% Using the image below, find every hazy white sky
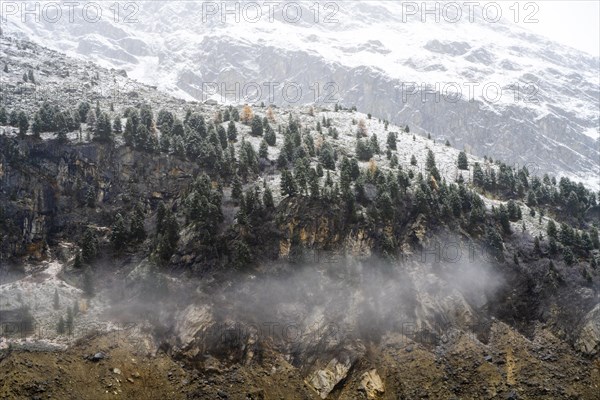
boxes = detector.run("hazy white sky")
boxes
[507,1,599,56]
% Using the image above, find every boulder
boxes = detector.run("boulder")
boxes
[359,369,384,399]
[576,303,600,356]
[305,357,352,399]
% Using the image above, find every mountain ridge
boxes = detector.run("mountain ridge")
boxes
[2,1,599,188]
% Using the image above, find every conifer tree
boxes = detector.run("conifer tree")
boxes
[17,111,29,137]
[259,139,269,159]
[231,175,243,202]
[111,213,128,250]
[227,120,238,142]
[457,151,468,170]
[78,102,90,123]
[369,134,380,154]
[547,220,557,239]
[425,149,441,182]
[130,204,146,242]
[280,169,297,197]
[251,115,263,136]
[9,110,18,127]
[263,184,274,208]
[386,131,396,150]
[81,227,98,263]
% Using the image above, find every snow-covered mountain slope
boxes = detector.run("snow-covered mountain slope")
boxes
[2,1,599,187]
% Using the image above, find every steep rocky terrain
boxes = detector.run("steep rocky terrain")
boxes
[1,35,600,399]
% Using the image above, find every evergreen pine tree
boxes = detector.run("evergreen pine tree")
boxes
[526,191,537,207]
[386,131,396,150]
[130,204,146,242]
[319,142,336,170]
[81,228,98,263]
[85,186,96,208]
[94,112,113,142]
[265,126,276,146]
[231,108,240,122]
[259,139,269,159]
[217,125,228,149]
[156,203,166,235]
[355,139,373,161]
[78,102,90,123]
[17,111,29,137]
[425,149,441,181]
[157,209,179,262]
[251,115,263,136]
[547,220,557,239]
[280,169,297,197]
[457,151,468,170]
[111,213,128,250]
[309,171,320,199]
[563,246,575,266]
[277,152,288,168]
[231,175,243,202]
[9,110,19,127]
[263,184,274,208]
[66,308,74,335]
[485,226,504,260]
[549,237,558,255]
[86,109,97,135]
[497,204,511,234]
[369,134,380,154]
[227,120,238,142]
[110,117,121,135]
[31,113,42,138]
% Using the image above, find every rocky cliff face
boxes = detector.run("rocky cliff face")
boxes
[0,136,200,261]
